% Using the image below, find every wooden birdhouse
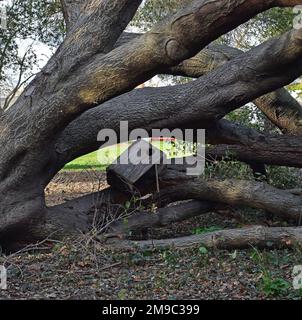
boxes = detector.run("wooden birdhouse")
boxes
[106,139,166,193]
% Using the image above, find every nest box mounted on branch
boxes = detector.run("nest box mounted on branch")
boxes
[106,139,167,193]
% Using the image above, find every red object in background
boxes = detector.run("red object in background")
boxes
[151,137,176,142]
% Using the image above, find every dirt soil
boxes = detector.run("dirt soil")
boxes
[45,170,108,206]
[0,171,302,300]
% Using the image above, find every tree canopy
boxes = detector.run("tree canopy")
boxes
[0,0,64,107]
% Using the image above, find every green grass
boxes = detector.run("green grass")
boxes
[64,142,131,170]
[287,83,302,91]
[64,151,106,170]
[64,140,195,171]
[191,226,222,235]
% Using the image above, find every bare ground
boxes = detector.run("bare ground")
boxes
[0,171,302,300]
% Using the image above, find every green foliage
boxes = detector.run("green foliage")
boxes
[192,226,222,235]
[250,249,292,297]
[261,275,291,297]
[131,0,191,31]
[205,154,301,191]
[198,246,208,255]
[161,249,179,265]
[205,157,253,181]
[0,0,64,102]
[229,250,237,260]
[288,83,302,91]
[255,8,294,39]
[226,104,281,135]
[158,139,196,159]
[117,289,127,300]
[226,106,266,131]
[222,8,294,49]
[267,166,302,189]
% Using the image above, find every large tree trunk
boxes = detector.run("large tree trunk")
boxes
[0,0,302,251]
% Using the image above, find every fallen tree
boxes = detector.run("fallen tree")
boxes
[0,0,302,252]
[206,119,302,168]
[112,226,302,250]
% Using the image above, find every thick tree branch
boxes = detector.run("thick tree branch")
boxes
[111,226,302,250]
[60,0,86,31]
[157,167,302,222]
[118,33,302,134]
[255,90,302,134]
[173,45,302,135]
[0,0,142,183]
[108,200,219,236]
[166,41,302,135]
[6,0,143,118]
[57,0,301,115]
[6,0,299,146]
[207,140,302,168]
[206,119,265,146]
[205,119,302,167]
[53,28,302,175]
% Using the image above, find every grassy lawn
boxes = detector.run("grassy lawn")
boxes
[64,140,195,170]
[64,151,106,170]
[287,83,302,91]
[64,142,132,170]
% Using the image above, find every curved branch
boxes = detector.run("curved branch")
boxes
[118,33,302,134]
[174,46,302,134]
[53,28,302,176]
[205,119,302,168]
[255,90,302,134]
[6,0,298,144]
[0,0,143,179]
[207,140,302,168]
[6,0,143,128]
[206,119,265,146]
[158,167,302,222]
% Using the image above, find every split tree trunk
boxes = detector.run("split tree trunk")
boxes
[0,0,302,251]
